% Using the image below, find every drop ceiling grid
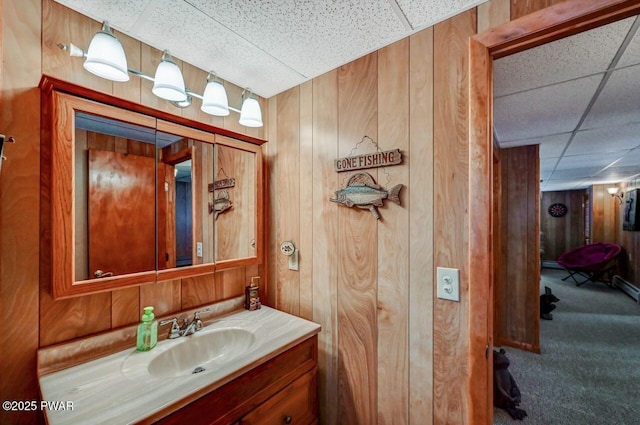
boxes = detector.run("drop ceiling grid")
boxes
[580,65,640,130]
[566,122,640,156]
[493,75,603,142]
[185,0,409,79]
[493,16,635,98]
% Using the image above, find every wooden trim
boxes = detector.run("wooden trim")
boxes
[39,75,267,146]
[477,0,640,58]
[215,256,261,271]
[156,263,216,282]
[496,338,541,354]
[157,119,216,144]
[469,1,640,424]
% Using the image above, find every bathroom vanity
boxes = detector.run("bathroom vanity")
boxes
[38,307,320,425]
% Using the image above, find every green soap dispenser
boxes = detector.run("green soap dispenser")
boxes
[136,306,158,351]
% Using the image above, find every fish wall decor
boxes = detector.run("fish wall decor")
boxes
[330,172,402,220]
[209,189,233,219]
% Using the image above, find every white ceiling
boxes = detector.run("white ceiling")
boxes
[54,0,485,99]
[494,15,640,192]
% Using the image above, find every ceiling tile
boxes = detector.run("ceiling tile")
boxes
[566,122,640,156]
[493,16,635,97]
[494,75,601,142]
[582,65,640,130]
[396,0,486,28]
[54,0,153,31]
[549,167,603,179]
[609,149,640,168]
[556,151,622,170]
[618,17,640,67]
[186,0,408,82]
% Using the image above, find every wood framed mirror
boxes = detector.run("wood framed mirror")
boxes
[41,76,265,299]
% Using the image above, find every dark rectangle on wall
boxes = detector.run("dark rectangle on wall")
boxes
[623,189,640,231]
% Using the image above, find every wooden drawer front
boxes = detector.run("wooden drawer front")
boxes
[240,368,317,425]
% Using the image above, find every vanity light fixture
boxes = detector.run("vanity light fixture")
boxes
[239,90,263,128]
[58,21,263,127]
[201,72,230,116]
[82,21,129,82]
[152,50,187,102]
[607,187,624,204]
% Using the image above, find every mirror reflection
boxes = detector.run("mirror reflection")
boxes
[214,141,256,261]
[156,130,215,271]
[74,112,156,280]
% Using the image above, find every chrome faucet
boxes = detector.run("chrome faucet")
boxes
[182,307,211,336]
[159,308,212,339]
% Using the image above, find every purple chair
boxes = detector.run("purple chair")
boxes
[557,242,622,286]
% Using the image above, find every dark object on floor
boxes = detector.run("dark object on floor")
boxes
[493,348,527,420]
[540,286,559,320]
[557,242,621,286]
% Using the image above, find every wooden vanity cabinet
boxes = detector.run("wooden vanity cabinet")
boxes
[150,335,318,425]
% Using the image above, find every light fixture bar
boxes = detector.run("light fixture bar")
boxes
[58,31,262,127]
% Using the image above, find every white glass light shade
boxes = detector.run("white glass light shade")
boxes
[201,80,229,116]
[152,52,187,102]
[83,23,129,82]
[607,187,619,195]
[239,97,263,127]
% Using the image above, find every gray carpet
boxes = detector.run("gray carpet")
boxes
[494,268,640,425]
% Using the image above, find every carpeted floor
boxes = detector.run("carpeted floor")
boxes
[494,268,640,425]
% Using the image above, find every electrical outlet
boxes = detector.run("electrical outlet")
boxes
[437,267,460,302]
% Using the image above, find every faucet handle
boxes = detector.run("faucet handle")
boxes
[193,307,212,331]
[160,317,181,339]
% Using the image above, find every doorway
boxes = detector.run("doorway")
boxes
[469,1,640,424]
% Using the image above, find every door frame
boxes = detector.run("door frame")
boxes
[468,1,640,424]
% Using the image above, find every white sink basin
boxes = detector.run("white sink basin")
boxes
[147,328,256,379]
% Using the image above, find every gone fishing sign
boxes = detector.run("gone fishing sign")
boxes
[331,136,404,220]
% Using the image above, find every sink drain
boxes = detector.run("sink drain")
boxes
[192,366,205,374]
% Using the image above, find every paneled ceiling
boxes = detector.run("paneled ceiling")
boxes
[54,0,485,98]
[494,15,640,192]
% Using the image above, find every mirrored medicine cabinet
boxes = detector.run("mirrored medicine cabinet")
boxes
[41,76,264,299]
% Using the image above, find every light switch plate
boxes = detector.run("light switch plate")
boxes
[196,242,203,258]
[437,267,460,302]
[288,249,299,271]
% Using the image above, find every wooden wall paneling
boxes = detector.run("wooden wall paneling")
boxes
[540,190,585,260]
[299,80,314,321]
[42,0,111,93]
[223,83,245,135]
[275,87,301,316]
[311,69,340,425]
[376,38,409,425]
[511,0,566,20]
[180,273,218,310]
[337,52,379,425]
[495,146,540,352]
[220,268,246,299]
[140,280,181,317]
[1,1,41,423]
[478,0,511,33]
[112,31,142,103]
[592,185,606,242]
[433,10,475,425]
[111,287,140,327]
[408,28,435,425]
[266,95,278,308]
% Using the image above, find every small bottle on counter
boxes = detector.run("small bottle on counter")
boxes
[244,276,262,311]
[136,306,158,351]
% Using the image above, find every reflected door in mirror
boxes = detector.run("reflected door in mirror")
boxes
[88,149,156,277]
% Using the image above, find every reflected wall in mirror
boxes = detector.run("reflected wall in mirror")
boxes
[156,121,215,278]
[214,138,257,262]
[75,113,157,281]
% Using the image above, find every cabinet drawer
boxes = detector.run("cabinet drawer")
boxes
[240,368,317,425]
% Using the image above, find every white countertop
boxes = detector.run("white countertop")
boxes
[39,307,320,425]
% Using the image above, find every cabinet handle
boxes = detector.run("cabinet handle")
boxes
[283,416,292,424]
